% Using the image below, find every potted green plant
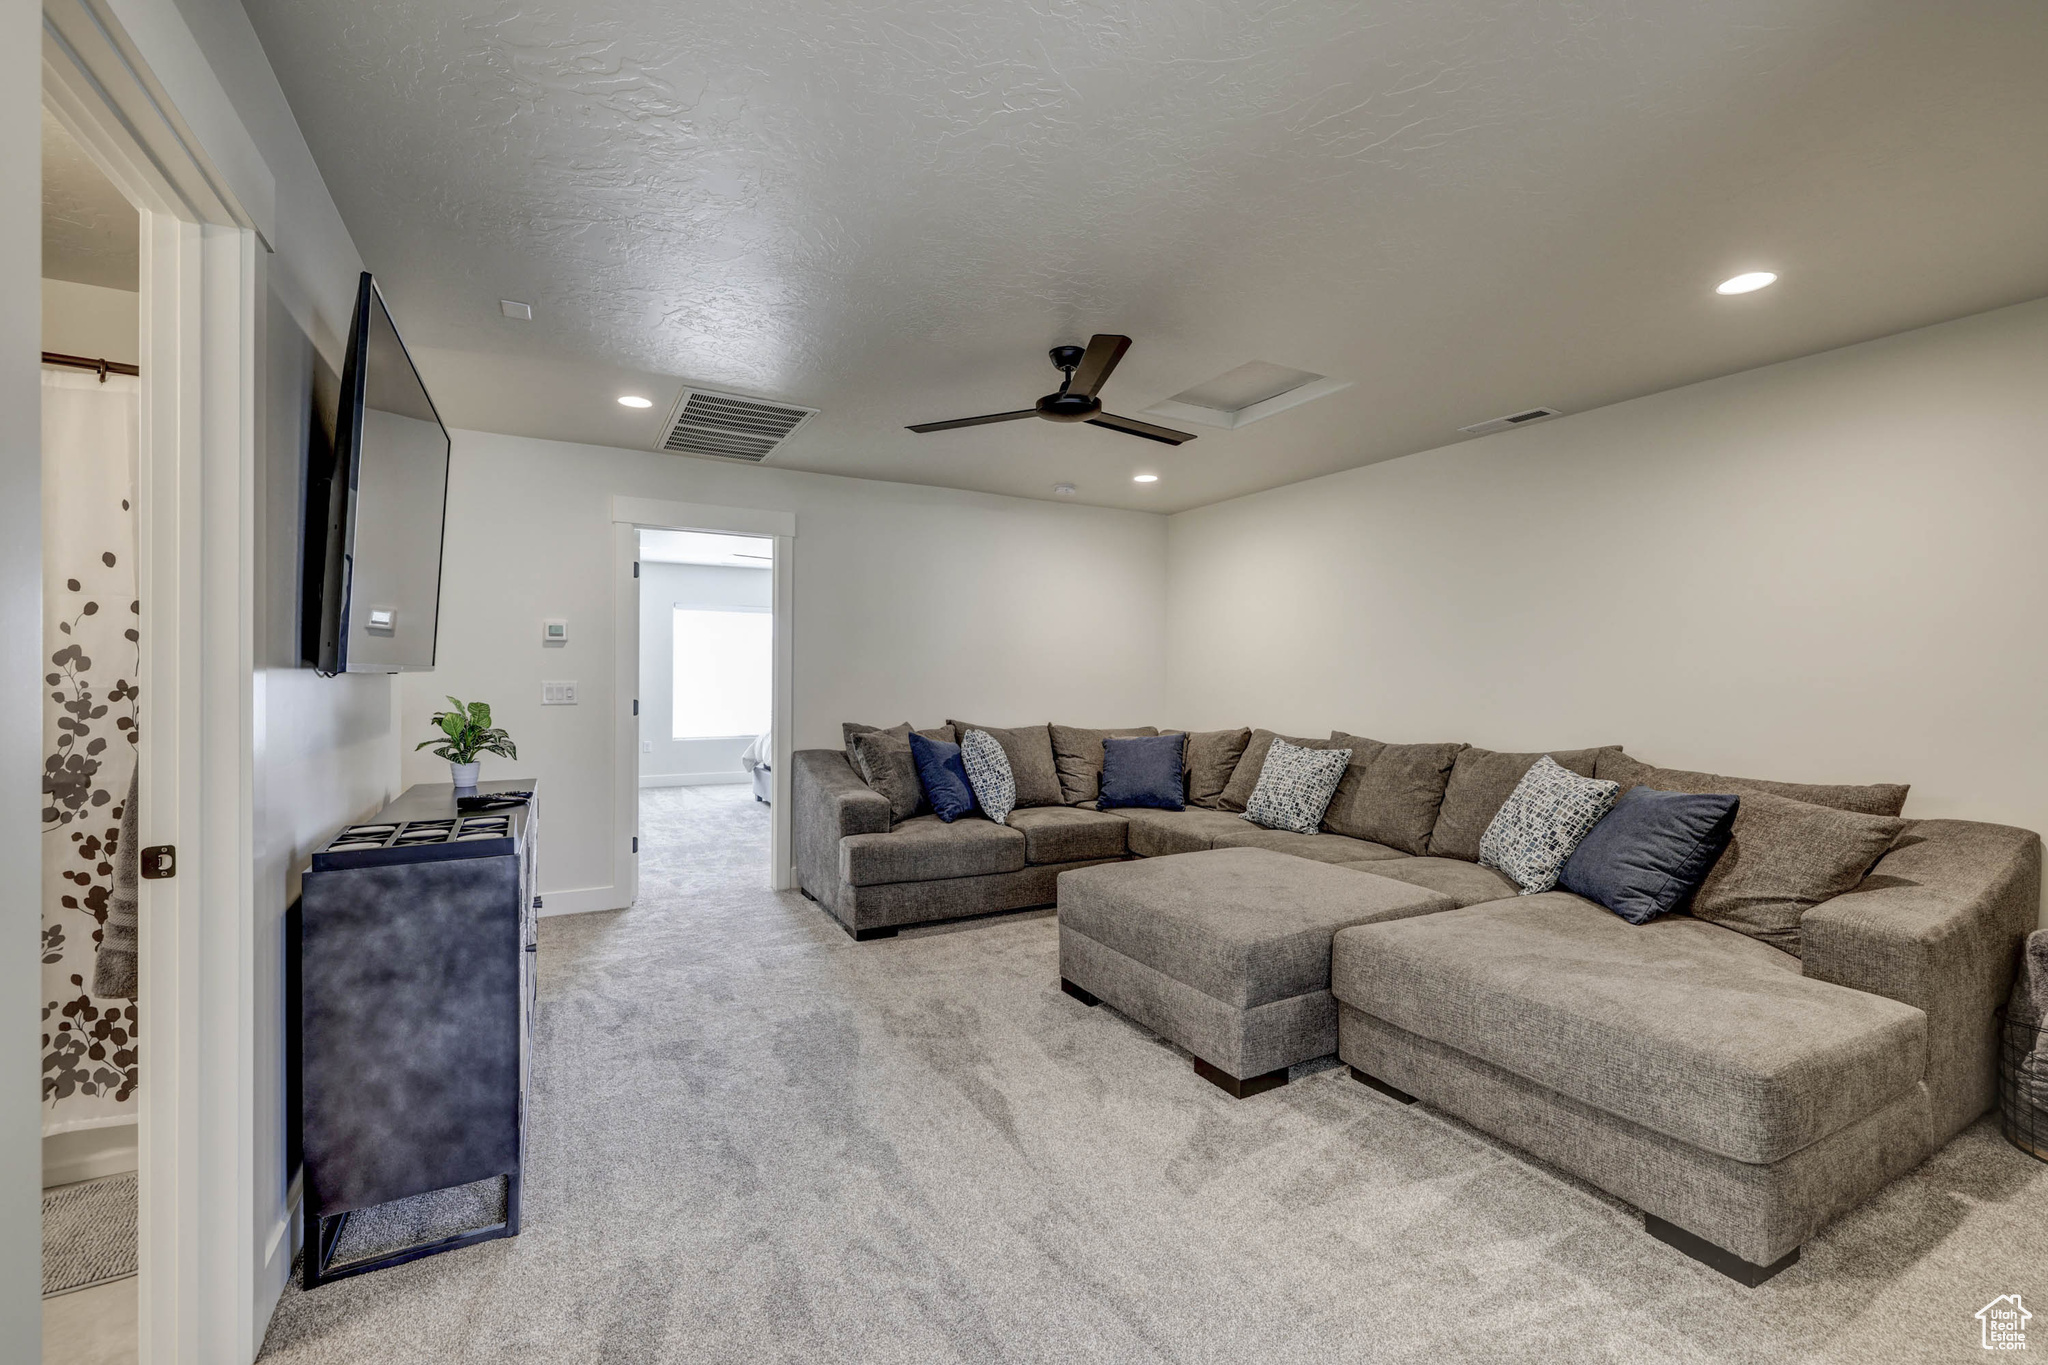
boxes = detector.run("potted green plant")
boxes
[417,697,517,789]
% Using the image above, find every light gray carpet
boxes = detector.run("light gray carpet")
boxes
[261,783,2048,1362]
[44,1171,137,1296]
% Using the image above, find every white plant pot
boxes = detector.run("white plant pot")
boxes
[450,761,481,788]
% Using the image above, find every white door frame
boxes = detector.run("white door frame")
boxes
[45,1,264,1359]
[611,497,796,904]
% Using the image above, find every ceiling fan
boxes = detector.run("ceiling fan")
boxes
[906,335,1197,446]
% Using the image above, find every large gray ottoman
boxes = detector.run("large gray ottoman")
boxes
[1057,847,1456,1097]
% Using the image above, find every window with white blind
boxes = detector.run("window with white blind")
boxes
[671,607,772,739]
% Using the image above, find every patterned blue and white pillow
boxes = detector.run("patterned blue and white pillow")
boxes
[1243,738,1352,835]
[960,729,1016,825]
[1479,755,1621,894]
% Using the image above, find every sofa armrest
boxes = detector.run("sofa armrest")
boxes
[793,749,891,912]
[1802,818,2041,1142]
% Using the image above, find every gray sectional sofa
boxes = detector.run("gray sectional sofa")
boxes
[793,726,2041,1283]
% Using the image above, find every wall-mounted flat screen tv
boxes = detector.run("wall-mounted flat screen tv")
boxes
[305,272,450,674]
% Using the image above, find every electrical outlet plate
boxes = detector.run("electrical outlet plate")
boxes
[541,680,577,705]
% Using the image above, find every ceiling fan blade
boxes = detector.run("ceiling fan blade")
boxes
[1087,412,1196,445]
[906,409,1039,433]
[1068,334,1132,397]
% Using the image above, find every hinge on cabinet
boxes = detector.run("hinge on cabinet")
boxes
[632,698,639,716]
[632,562,639,578]
[631,837,638,853]
[140,845,177,879]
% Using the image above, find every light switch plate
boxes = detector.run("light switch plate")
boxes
[541,680,577,705]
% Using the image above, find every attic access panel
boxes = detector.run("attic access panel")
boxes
[1144,361,1351,431]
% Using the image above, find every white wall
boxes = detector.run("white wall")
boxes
[404,432,1168,909]
[42,278,138,362]
[2,0,44,1343]
[638,561,772,785]
[1167,296,2048,893]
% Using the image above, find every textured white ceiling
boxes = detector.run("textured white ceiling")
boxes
[638,529,774,567]
[42,110,138,291]
[243,0,2048,512]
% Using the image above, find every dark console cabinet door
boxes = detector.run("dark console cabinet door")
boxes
[301,855,522,1213]
[297,780,536,1286]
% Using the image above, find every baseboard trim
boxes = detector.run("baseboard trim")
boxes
[43,1122,138,1188]
[638,772,751,789]
[537,884,631,917]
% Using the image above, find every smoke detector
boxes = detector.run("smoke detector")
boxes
[658,388,818,463]
[1458,406,1561,437]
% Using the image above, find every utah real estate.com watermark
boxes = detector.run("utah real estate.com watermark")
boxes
[1979,1295,2031,1351]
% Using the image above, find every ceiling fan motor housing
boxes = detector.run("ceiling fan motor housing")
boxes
[1036,391,1102,422]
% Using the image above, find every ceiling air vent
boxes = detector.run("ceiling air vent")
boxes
[658,388,817,463]
[1458,406,1561,437]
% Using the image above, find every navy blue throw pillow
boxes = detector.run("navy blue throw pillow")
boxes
[1560,786,1739,925]
[1099,733,1187,811]
[909,732,978,823]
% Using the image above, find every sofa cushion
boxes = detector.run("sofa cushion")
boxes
[1181,728,1252,808]
[1243,738,1352,834]
[1690,790,1904,956]
[909,732,977,822]
[1428,746,1617,861]
[840,814,1027,886]
[1325,736,1466,855]
[947,722,1062,808]
[1058,847,1454,1008]
[1004,807,1130,864]
[1330,894,1928,1163]
[1595,750,1908,818]
[1119,808,1260,858]
[1477,756,1620,894]
[1050,724,1159,805]
[1217,730,1325,812]
[1100,734,1187,811]
[849,725,958,822]
[959,728,1016,825]
[1559,787,1739,924]
[1210,826,1405,865]
[1352,857,1520,907]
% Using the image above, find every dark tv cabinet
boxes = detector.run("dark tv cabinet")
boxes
[296,779,538,1287]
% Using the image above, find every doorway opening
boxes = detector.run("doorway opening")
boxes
[39,102,142,1361]
[634,529,776,885]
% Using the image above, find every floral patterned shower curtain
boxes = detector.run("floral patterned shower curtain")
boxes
[41,367,140,1136]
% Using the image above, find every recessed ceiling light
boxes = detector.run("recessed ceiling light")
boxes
[1132,473,1158,483]
[1715,271,1778,295]
[617,395,653,409]
[499,299,532,320]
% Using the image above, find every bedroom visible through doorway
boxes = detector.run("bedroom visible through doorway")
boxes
[635,529,775,882]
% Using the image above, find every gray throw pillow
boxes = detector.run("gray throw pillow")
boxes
[1429,746,1620,862]
[1690,790,1904,957]
[1243,738,1353,834]
[946,722,1061,808]
[1325,734,1466,855]
[1478,756,1621,894]
[849,725,956,823]
[843,721,911,763]
[1217,730,1313,812]
[1595,750,1908,818]
[960,729,1016,825]
[1049,724,1159,806]
[1179,728,1251,808]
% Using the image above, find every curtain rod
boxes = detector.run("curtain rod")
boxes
[43,351,140,382]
